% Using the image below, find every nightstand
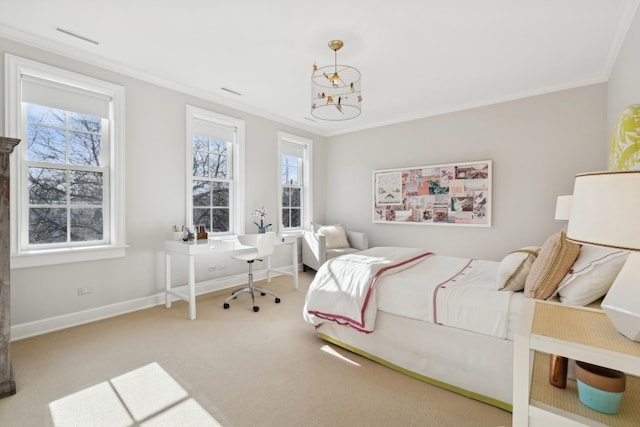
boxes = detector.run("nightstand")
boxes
[513,299,640,426]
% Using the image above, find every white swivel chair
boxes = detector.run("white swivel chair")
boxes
[223,232,280,312]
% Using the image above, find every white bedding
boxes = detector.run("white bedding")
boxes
[377,255,515,338]
[304,247,517,339]
[303,247,433,332]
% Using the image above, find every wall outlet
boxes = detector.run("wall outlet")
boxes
[208,264,225,272]
[77,288,93,296]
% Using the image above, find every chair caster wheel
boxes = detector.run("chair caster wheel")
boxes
[253,306,259,312]
[275,298,281,304]
[223,303,230,309]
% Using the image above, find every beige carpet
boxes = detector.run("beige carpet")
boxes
[0,272,512,427]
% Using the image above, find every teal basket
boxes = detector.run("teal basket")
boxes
[577,379,624,414]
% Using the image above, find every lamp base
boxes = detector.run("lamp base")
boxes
[601,252,640,342]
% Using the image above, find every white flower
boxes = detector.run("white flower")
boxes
[252,207,271,229]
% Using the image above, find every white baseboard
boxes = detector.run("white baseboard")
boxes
[11,270,278,341]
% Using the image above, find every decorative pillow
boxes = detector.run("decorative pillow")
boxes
[554,245,628,306]
[496,246,540,291]
[524,231,580,300]
[318,224,350,249]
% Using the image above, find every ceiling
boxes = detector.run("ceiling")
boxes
[1,1,638,136]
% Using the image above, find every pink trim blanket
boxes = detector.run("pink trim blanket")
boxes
[303,247,433,333]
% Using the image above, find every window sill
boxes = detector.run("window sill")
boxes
[282,230,304,238]
[11,244,129,269]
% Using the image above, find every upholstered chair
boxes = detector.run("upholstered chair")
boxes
[301,224,368,271]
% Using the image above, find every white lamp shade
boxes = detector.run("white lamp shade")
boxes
[567,170,640,341]
[567,171,640,251]
[554,195,572,221]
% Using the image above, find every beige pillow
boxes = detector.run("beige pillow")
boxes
[496,246,540,291]
[318,224,350,249]
[524,231,580,300]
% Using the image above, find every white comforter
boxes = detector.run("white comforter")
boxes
[303,247,515,338]
[303,247,433,333]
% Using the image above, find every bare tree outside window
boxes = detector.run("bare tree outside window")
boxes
[192,136,231,232]
[26,103,105,245]
[281,154,302,228]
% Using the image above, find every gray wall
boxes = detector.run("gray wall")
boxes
[0,37,326,327]
[4,5,639,331]
[321,9,640,262]
[323,85,608,261]
[607,5,640,134]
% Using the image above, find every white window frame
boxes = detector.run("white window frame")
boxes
[277,131,312,231]
[185,105,245,236]
[5,54,127,268]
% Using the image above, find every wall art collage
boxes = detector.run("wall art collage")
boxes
[373,160,491,227]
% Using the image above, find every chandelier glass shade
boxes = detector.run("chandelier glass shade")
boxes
[311,40,362,121]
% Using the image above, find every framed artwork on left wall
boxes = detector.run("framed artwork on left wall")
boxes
[372,160,492,227]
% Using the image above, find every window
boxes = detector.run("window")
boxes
[186,106,244,236]
[278,132,312,231]
[5,54,126,268]
[281,152,301,228]
[26,104,107,245]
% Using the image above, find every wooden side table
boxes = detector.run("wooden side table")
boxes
[513,299,640,426]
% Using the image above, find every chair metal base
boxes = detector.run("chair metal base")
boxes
[223,261,280,312]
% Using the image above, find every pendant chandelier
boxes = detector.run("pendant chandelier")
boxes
[311,40,362,121]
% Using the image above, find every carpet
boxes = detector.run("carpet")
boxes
[0,272,512,426]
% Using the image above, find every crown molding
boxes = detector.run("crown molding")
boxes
[0,25,326,137]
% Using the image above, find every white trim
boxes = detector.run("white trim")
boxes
[5,54,127,266]
[0,23,623,138]
[320,78,610,137]
[0,25,323,136]
[10,269,284,341]
[10,244,128,269]
[185,105,245,236]
[601,0,640,80]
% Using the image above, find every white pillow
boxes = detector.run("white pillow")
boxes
[496,247,540,291]
[554,245,628,306]
[317,224,350,249]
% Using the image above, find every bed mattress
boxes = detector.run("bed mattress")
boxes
[316,307,520,410]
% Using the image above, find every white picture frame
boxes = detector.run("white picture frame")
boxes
[372,160,492,227]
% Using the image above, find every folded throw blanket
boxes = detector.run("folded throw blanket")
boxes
[303,247,433,332]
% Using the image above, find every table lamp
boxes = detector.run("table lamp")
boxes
[554,195,572,221]
[566,170,640,342]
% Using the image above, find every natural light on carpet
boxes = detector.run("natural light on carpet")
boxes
[320,345,360,366]
[49,362,222,426]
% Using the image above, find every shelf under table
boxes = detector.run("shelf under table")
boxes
[530,352,640,426]
[532,303,640,359]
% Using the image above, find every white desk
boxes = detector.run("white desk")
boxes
[165,234,299,320]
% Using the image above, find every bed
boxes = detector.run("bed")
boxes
[303,235,629,411]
